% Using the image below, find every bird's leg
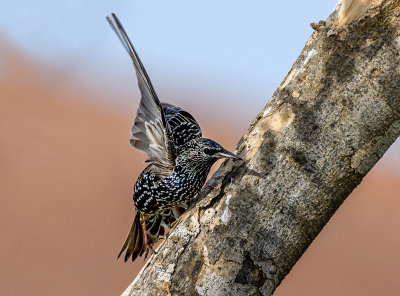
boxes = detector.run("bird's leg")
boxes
[141,221,157,257]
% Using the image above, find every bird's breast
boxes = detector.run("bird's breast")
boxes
[133,168,209,214]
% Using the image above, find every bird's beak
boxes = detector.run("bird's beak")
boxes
[217,149,242,161]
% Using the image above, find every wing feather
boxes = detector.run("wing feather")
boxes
[107,13,174,170]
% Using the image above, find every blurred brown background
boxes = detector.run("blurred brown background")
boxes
[1,35,399,296]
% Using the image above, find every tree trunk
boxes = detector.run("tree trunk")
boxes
[122,0,400,295]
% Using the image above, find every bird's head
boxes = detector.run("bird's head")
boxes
[176,138,241,169]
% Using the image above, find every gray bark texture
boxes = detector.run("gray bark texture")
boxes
[122,1,400,295]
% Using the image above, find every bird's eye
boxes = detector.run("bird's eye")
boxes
[204,148,211,154]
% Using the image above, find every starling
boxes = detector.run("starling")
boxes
[107,13,242,262]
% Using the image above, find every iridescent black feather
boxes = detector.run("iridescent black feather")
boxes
[107,13,241,262]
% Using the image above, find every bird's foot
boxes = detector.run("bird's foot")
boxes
[141,220,157,259]
[170,220,179,228]
[144,244,157,259]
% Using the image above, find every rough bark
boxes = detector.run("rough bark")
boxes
[122,1,400,295]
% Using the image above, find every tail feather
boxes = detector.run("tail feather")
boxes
[128,218,145,262]
[117,206,188,262]
[118,212,145,262]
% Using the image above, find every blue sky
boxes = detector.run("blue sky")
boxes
[0,1,337,109]
[1,0,399,169]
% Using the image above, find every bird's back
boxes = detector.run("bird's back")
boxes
[161,103,202,156]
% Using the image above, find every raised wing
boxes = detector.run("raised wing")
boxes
[107,13,174,170]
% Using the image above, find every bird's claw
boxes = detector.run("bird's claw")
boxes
[144,244,157,259]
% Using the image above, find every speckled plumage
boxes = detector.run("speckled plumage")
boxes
[107,13,241,262]
[134,138,230,214]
